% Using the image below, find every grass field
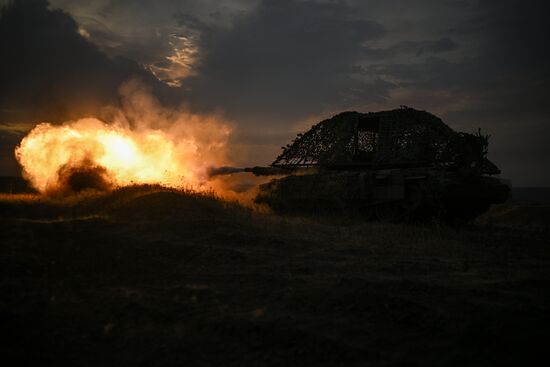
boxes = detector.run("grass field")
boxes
[1,185,549,366]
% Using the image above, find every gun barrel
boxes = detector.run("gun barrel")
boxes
[244,166,289,176]
[207,166,247,177]
[207,166,291,177]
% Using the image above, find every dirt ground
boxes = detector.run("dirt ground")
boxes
[1,186,549,366]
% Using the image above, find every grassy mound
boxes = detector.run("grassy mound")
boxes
[0,184,244,222]
[1,185,549,366]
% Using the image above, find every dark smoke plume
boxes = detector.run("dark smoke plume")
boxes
[53,159,113,195]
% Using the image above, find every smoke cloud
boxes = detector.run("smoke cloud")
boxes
[15,79,233,196]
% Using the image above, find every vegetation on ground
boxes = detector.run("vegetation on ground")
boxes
[1,185,549,366]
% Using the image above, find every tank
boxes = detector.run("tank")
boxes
[251,107,509,221]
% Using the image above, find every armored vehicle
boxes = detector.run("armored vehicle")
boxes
[216,107,509,221]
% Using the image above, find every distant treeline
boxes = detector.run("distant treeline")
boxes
[0,176,35,194]
[511,187,550,204]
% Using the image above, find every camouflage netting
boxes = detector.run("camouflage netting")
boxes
[272,107,497,173]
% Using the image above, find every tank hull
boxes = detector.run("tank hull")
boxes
[255,168,509,221]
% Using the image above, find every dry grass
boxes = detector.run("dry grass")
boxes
[1,185,549,366]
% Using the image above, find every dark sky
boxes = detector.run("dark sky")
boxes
[0,0,548,185]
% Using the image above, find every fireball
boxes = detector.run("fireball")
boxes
[15,117,230,194]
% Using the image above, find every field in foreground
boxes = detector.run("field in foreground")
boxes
[1,186,549,366]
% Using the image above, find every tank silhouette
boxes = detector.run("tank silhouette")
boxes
[214,107,509,221]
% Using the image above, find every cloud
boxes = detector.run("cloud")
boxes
[360,0,550,185]
[0,0,198,176]
[368,0,550,116]
[182,0,389,126]
[46,0,259,86]
[362,37,459,63]
[0,0,169,123]
[1,0,549,184]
